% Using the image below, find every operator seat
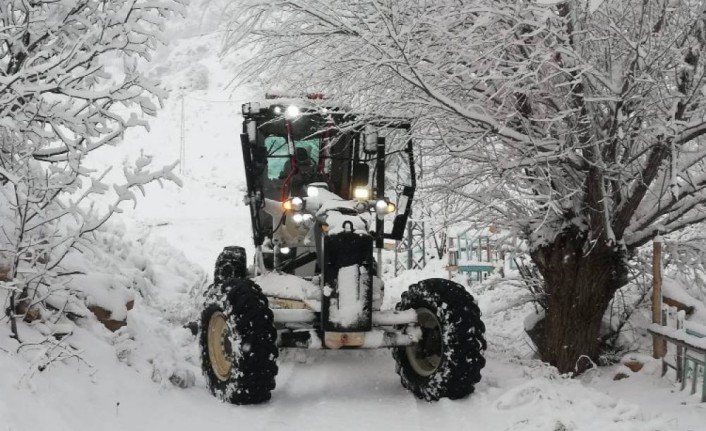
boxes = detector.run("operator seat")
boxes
[280,147,328,197]
[279,147,315,179]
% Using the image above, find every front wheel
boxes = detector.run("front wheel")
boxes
[214,246,247,285]
[199,278,278,404]
[392,278,486,401]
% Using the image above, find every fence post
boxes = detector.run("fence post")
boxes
[677,310,685,382]
[653,236,666,358]
[447,236,456,280]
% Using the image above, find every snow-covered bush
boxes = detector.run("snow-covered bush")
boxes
[0,0,185,341]
[597,235,706,364]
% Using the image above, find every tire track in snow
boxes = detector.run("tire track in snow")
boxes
[258,351,425,431]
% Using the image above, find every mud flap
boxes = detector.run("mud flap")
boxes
[321,232,374,332]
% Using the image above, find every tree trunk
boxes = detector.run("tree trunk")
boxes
[530,227,627,374]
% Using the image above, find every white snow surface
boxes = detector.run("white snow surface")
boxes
[2,3,706,430]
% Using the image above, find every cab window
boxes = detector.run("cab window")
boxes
[264,136,322,179]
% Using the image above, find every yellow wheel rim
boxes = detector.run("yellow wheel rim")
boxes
[208,311,232,382]
[406,308,443,377]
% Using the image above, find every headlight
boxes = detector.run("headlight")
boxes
[375,199,396,216]
[292,213,314,227]
[280,247,291,254]
[286,105,300,118]
[353,187,370,200]
[283,197,304,211]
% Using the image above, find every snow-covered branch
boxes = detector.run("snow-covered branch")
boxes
[0,0,184,341]
[223,0,706,253]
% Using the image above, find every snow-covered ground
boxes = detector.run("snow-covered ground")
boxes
[2,4,706,431]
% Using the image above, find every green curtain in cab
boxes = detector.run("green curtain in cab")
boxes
[265,136,321,179]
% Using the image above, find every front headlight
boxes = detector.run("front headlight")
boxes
[292,213,314,227]
[375,199,396,216]
[353,187,370,200]
[283,197,304,211]
[286,105,300,118]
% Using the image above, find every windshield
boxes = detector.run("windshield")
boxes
[265,136,322,180]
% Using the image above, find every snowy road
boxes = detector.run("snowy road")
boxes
[3,325,685,431]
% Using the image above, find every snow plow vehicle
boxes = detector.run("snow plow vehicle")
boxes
[199,96,486,404]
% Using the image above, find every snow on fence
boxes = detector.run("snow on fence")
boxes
[446,230,514,284]
[647,304,706,402]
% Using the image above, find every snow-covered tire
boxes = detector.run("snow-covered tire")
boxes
[214,246,247,285]
[392,278,486,401]
[199,278,278,404]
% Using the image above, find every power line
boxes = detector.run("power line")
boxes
[183,94,241,104]
[180,96,186,174]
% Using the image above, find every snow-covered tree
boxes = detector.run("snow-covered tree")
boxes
[224,0,706,373]
[0,0,184,340]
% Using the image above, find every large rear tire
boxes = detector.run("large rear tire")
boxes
[199,278,278,404]
[392,278,486,401]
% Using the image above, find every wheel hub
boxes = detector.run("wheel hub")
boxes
[208,311,233,382]
[405,307,443,377]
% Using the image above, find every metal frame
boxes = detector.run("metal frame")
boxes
[648,306,706,402]
[394,220,426,276]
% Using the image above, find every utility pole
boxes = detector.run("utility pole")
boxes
[180,95,186,174]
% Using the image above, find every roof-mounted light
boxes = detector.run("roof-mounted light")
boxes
[286,105,301,118]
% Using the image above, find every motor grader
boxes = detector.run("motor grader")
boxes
[199,95,486,404]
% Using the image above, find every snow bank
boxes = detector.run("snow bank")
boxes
[0,218,206,429]
[492,377,666,430]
